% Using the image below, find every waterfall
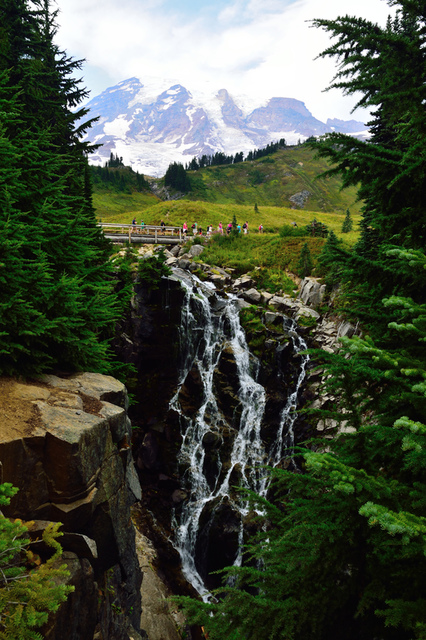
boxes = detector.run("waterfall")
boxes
[170,274,308,597]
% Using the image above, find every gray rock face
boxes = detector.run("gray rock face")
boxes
[298,277,326,308]
[0,374,142,640]
[289,189,311,209]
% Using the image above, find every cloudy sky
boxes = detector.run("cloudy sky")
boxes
[55,0,393,122]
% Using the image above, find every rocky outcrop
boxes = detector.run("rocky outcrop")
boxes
[0,373,143,640]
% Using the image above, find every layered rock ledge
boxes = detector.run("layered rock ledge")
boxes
[0,372,143,640]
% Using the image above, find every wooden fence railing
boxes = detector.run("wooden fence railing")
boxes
[98,223,183,243]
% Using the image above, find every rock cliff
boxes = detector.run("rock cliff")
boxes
[0,372,143,640]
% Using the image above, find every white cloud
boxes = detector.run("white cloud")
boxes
[55,0,394,122]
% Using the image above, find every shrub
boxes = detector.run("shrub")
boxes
[306,219,328,237]
[137,249,172,289]
[279,224,308,238]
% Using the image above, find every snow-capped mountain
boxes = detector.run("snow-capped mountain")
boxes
[83,77,367,177]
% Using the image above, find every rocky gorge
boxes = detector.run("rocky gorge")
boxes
[0,241,359,639]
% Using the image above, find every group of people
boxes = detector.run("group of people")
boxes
[181,220,265,236]
[131,218,264,236]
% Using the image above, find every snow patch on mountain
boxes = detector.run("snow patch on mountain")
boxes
[83,76,368,177]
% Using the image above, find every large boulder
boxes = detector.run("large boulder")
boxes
[0,374,142,639]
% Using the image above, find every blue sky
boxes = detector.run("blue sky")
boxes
[55,0,393,121]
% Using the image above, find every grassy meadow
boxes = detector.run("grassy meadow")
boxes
[93,144,362,291]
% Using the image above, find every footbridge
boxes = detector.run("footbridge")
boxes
[99,223,184,245]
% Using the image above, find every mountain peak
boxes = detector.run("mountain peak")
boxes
[83,77,367,177]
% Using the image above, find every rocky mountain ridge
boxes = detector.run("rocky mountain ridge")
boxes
[83,77,368,177]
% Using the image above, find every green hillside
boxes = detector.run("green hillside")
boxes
[184,144,362,213]
[92,143,363,237]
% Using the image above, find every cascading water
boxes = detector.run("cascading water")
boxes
[170,273,308,598]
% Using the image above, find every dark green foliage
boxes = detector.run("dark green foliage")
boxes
[106,152,124,168]
[90,163,150,193]
[231,213,239,237]
[137,250,172,289]
[296,242,313,278]
[316,230,348,285]
[185,139,287,171]
[341,209,353,233]
[305,218,328,237]
[309,0,426,330]
[164,162,190,192]
[279,224,306,238]
[0,0,119,375]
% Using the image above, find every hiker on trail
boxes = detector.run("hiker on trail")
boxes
[183,222,188,236]
[140,220,145,233]
[218,222,223,234]
[132,217,137,233]
[160,220,166,234]
[258,223,263,233]
[192,222,197,235]
[243,221,249,234]
[227,222,232,235]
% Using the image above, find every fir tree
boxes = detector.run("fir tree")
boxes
[164,161,190,192]
[0,0,119,375]
[341,209,353,233]
[296,242,313,278]
[309,0,426,331]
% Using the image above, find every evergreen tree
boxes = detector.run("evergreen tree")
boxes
[296,242,313,278]
[0,0,119,375]
[309,1,426,331]
[231,213,239,236]
[164,161,190,192]
[341,209,353,233]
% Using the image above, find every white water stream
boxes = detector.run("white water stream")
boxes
[170,275,308,597]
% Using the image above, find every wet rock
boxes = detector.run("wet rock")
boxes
[178,258,191,270]
[178,366,204,416]
[243,288,262,304]
[295,306,320,320]
[269,295,300,315]
[264,311,283,326]
[234,298,252,310]
[195,498,241,590]
[138,432,159,471]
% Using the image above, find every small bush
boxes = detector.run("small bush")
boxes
[279,224,307,238]
[305,219,328,237]
[137,249,172,288]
